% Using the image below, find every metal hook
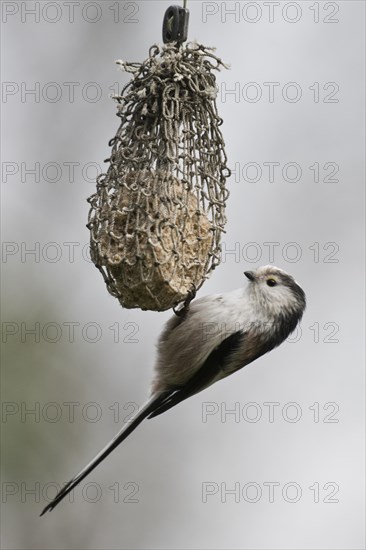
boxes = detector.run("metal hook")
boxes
[162,4,189,45]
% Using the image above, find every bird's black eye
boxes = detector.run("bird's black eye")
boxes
[267,278,277,287]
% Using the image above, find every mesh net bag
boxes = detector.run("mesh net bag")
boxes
[87,42,230,312]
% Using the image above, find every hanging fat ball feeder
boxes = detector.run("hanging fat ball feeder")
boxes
[87,4,230,312]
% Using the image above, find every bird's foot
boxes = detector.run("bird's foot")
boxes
[173,286,197,318]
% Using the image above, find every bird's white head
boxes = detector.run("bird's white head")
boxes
[244,265,306,320]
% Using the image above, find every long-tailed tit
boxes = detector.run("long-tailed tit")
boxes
[41,265,306,515]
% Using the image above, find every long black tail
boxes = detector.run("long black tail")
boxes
[40,391,171,516]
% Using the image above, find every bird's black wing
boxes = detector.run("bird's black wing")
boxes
[40,330,245,516]
[148,330,245,418]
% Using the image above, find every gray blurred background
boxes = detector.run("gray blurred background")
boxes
[1,1,365,548]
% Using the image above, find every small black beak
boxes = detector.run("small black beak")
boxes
[244,270,255,282]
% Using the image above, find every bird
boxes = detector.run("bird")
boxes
[41,265,306,515]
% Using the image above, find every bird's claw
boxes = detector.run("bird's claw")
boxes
[173,286,197,318]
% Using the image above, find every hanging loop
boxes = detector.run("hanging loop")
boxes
[162,5,189,44]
